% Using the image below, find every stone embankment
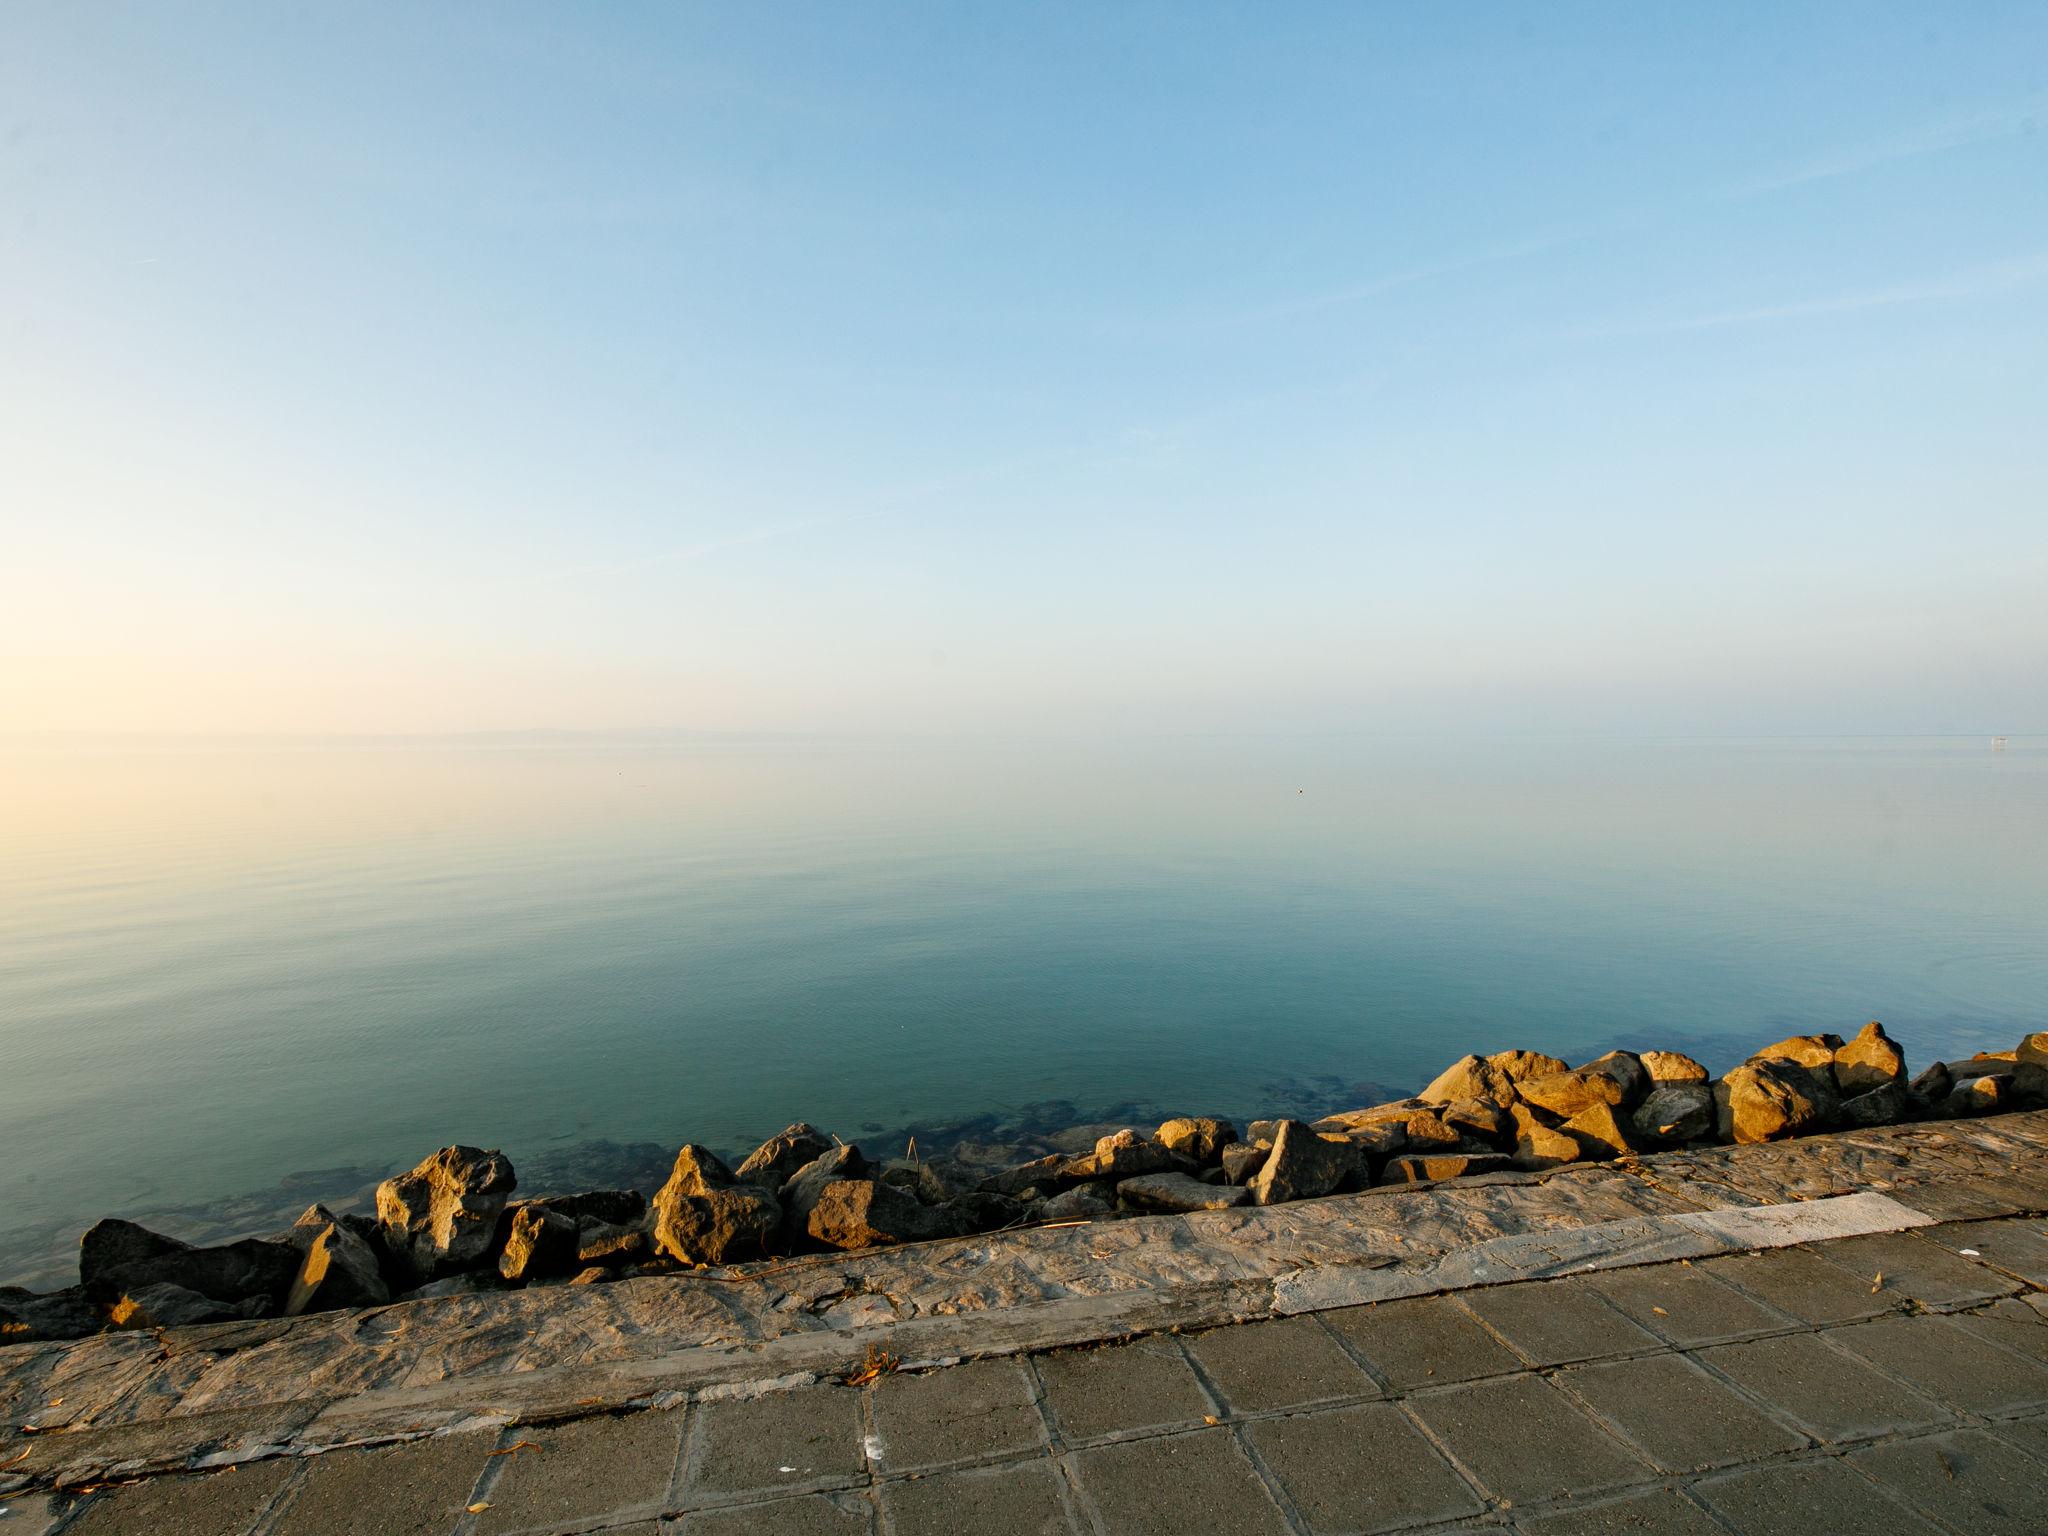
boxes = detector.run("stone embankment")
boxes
[2,1023,2043,1347]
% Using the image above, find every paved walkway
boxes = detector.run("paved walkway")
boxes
[14,1212,2048,1534]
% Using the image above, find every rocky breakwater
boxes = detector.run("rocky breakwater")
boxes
[4,1023,2044,1349]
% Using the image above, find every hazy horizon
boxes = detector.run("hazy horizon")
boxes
[5,5,2046,738]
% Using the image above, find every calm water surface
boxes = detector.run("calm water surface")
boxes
[2,734,2043,1284]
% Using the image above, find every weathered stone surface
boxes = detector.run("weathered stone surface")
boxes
[1833,1022,1907,1096]
[1753,1034,1843,1070]
[498,1204,580,1283]
[1155,1117,1237,1163]
[1488,1049,1571,1084]
[1630,1084,1715,1146]
[1378,1153,1515,1185]
[374,1146,517,1283]
[576,1220,649,1267]
[1117,1173,1249,1213]
[0,1285,98,1343]
[79,1219,299,1307]
[735,1123,834,1189]
[285,1217,389,1314]
[879,1158,951,1206]
[1578,1051,1650,1108]
[1061,1129,1178,1181]
[1249,1121,1354,1206]
[807,1180,956,1249]
[654,1185,780,1265]
[1515,1069,1626,1119]
[1562,1102,1633,1160]
[1716,1063,1827,1144]
[1508,1101,1582,1168]
[1037,1182,1116,1220]
[108,1282,244,1329]
[1419,1054,1511,1105]
[1840,1083,1911,1128]
[1219,1142,1269,1186]
[1440,1099,1509,1146]
[1641,1051,1708,1084]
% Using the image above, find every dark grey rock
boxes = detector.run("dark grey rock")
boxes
[1037,1182,1116,1221]
[1219,1142,1270,1185]
[285,1210,389,1313]
[576,1219,650,1267]
[79,1219,299,1307]
[524,1189,646,1228]
[1840,1082,1911,1127]
[879,1158,951,1205]
[946,1190,1026,1233]
[403,1273,501,1300]
[374,1145,516,1284]
[498,1204,580,1283]
[1630,1083,1715,1145]
[1578,1051,1650,1108]
[0,1285,99,1343]
[979,1153,1069,1197]
[108,1281,244,1329]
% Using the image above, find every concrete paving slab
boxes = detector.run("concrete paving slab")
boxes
[1851,1428,2048,1536]
[1698,1246,1904,1326]
[1953,1298,2048,1364]
[63,1460,295,1536]
[1691,1456,1944,1535]
[1456,1278,1659,1367]
[876,1457,1073,1536]
[1922,1217,2048,1288]
[1243,1402,1482,1533]
[1405,1375,1650,1505]
[1321,1296,1521,1390]
[470,1409,686,1534]
[683,1387,863,1501]
[1068,1427,1288,1534]
[1698,1333,1948,1442]
[1829,1314,2048,1417]
[674,1490,869,1534]
[271,1436,491,1536]
[1584,1264,1787,1347]
[1182,1317,1379,1413]
[1989,1413,2048,1463]
[868,1359,1045,1473]
[1512,1488,1725,1536]
[1554,1353,1807,1473]
[1810,1231,2026,1310]
[1033,1338,1212,1442]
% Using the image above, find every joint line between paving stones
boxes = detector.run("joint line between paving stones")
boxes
[1168,1332,1315,1536]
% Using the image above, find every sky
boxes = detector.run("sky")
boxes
[2,2,2045,737]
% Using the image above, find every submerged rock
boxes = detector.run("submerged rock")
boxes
[375,1146,516,1284]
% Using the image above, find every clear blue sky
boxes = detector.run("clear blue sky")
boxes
[4,3,2044,734]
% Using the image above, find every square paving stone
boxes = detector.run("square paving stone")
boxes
[1070,1427,1287,1534]
[1554,1353,1806,1472]
[685,1387,864,1499]
[1033,1338,1213,1442]
[879,1458,1072,1536]
[65,1460,296,1536]
[1952,1297,2048,1364]
[1184,1317,1379,1413]
[1321,1295,1522,1390]
[1514,1488,1726,1536]
[1692,1456,1943,1535]
[1456,1278,1660,1367]
[272,1436,493,1536]
[1404,1374,1650,1504]
[1698,1248,1900,1326]
[1921,1218,2048,1287]
[1992,1414,2048,1462]
[869,1359,1045,1472]
[1697,1333,1947,1443]
[676,1490,870,1534]
[1851,1428,2048,1536]
[1246,1402,1481,1532]
[1809,1231,2024,1309]
[1585,1264,1785,1346]
[1829,1314,2048,1416]
[472,1409,687,1532]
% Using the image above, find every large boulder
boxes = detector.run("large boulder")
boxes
[79,1219,299,1307]
[1219,1142,1270,1186]
[1248,1121,1354,1206]
[1154,1117,1238,1164]
[1060,1129,1179,1181]
[1753,1034,1844,1071]
[1833,1023,1907,1096]
[1562,1102,1634,1160]
[1116,1172,1249,1213]
[1488,1050,1572,1084]
[2018,1032,2048,1068]
[805,1181,956,1249]
[375,1146,517,1284]
[1399,1110,1462,1153]
[1577,1052,1650,1108]
[1840,1083,1911,1127]
[1640,1051,1708,1084]
[1514,1069,1626,1119]
[780,1145,874,1242]
[497,1204,580,1284]
[1440,1099,1510,1147]
[0,1285,99,1344]
[1506,1102,1580,1169]
[652,1145,780,1265]
[1418,1055,1512,1106]
[735,1124,834,1190]
[1715,1063,1828,1143]
[1629,1084,1715,1146]
[284,1207,389,1313]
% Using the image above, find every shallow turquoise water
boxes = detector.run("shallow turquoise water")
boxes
[2,734,2043,1282]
